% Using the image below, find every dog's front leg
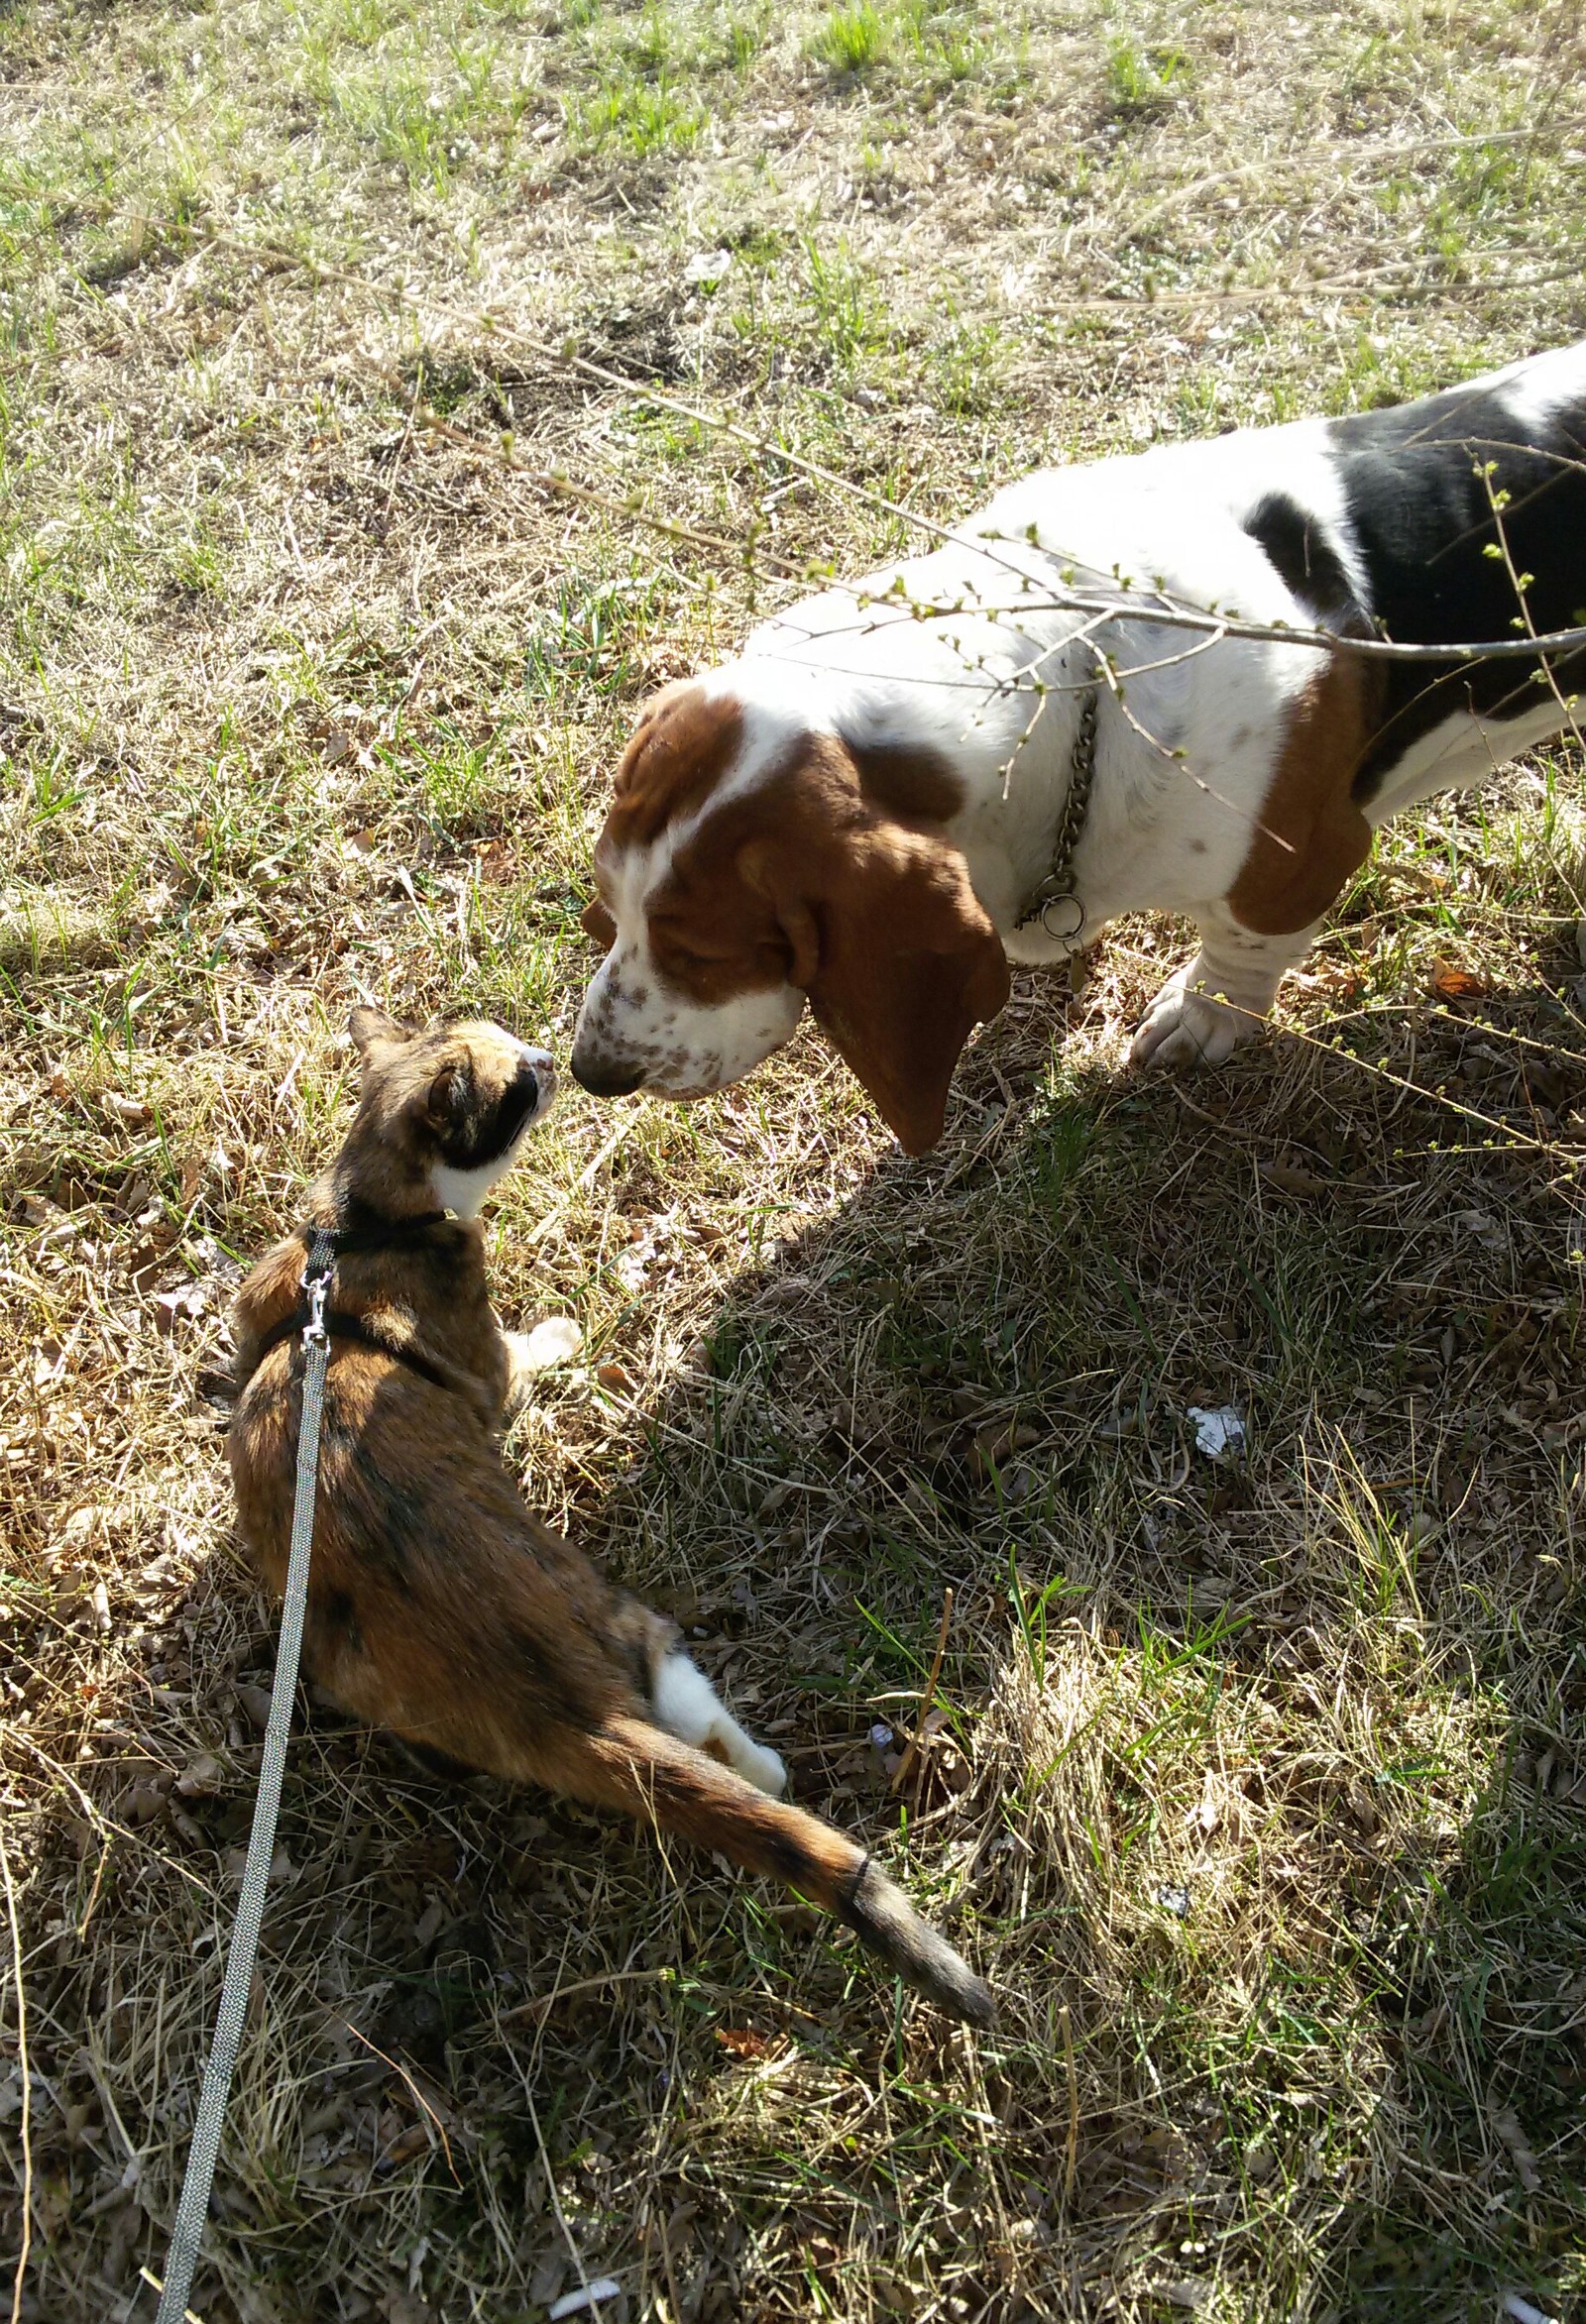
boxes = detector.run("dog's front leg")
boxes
[1129,907,1322,1070]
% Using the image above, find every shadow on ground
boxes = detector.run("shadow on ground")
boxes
[12,961,1586,2324]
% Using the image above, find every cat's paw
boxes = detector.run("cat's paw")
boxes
[724,1732,787,1796]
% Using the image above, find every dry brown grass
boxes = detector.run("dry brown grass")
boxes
[3,0,1586,2318]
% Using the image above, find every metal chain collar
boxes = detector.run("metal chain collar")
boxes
[1014,686,1098,944]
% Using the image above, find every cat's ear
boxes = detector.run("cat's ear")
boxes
[348,1006,410,1054]
[424,1062,466,1131]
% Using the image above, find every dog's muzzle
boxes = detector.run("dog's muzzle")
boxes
[570,1048,647,1097]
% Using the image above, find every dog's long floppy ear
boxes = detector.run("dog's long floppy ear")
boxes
[581,895,617,948]
[744,825,1009,1155]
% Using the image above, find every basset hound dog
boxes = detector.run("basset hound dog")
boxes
[572,343,1586,1155]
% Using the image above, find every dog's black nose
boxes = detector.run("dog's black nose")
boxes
[571,1053,646,1097]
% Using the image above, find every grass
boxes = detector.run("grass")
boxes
[808,1,889,76]
[1104,34,1191,120]
[807,0,1013,95]
[2,0,1586,2319]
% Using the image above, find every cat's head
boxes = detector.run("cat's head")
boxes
[343,1009,557,1219]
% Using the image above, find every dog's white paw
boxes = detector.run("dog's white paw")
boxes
[1130,959,1259,1070]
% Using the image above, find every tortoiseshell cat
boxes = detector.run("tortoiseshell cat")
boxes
[227,1009,991,2024]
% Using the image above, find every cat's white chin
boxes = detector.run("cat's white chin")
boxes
[432,1043,558,1218]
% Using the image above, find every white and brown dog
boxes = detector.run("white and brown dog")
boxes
[572,344,1586,1154]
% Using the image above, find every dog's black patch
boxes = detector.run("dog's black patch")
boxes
[1322,370,1586,803]
[1243,492,1363,630]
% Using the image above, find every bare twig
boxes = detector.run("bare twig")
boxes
[1060,2001,1079,2208]
[1118,941,1568,1156]
[525,1115,638,1245]
[0,1827,32,2324]
[1479,458,1586,753]
[156,222,1586,673]
[1131,122,1581,230]
[656,2209,685,2324]
[339,2019,460,2184]
[891,1586,955,1805]
[518,2079,612,2321]
[494,1965,676,2026]
[366,360,807,582]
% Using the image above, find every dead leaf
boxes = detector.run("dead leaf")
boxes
[176,1751,225,1799]
[1431,958,1487,1001]
[124,1776,172,1825]
[716,2026,777,2061]
[236,1682,273,1731]
[155,1284,207,1335]
[968,1420,1042,1479]
[596,1361,634,1394]
[1492,2104,1542,2192]
[1260,1160,1331,1197]
[17,1192,72,1233]
[113,1174,155,1222]
[528,2254,568,2307]
[33,2169,71,2241]
[379,2287,436,2324]
[473,838,517,885]
[383,2124,431,2165]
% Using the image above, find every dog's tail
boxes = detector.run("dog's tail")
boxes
[574,1715,992,2026]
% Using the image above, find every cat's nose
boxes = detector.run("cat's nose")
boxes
[517,1046,557,1110]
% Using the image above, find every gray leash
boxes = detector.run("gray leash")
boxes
[154,1233,336,2324]
[1015,685,1098,943]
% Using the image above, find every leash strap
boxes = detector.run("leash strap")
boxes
[248,1303,455,1394]
[298,1209,447,1259]
[155,1231,336,2324]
